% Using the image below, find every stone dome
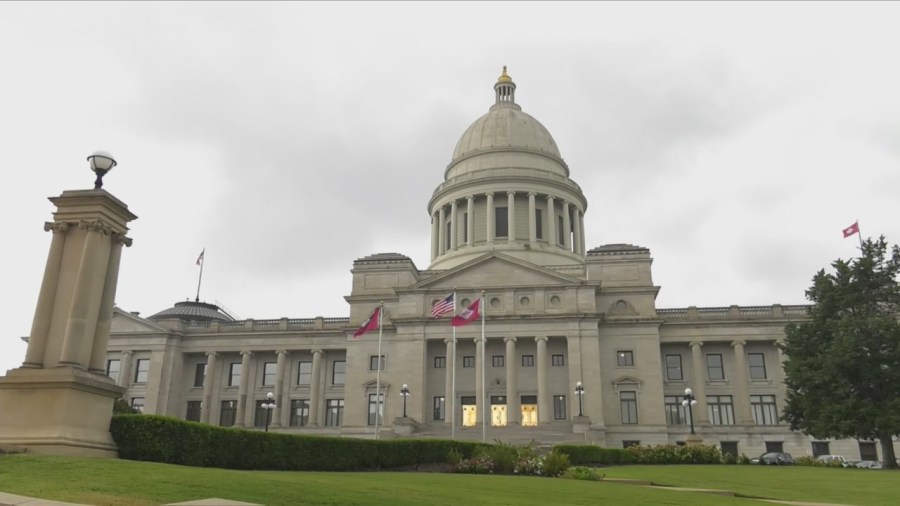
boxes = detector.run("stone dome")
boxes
[148,300,235,322]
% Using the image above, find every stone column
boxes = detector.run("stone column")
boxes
[475,337,484,425]
[431,213,439,260]
[562,201,571,252]
[449,200,458,250]
[573,208,583,256]
[546,196,556,247]
[309,349,323,426]
[527,192,537,245]
[536,336,550,423]
[438,206,446,255]
[444,338,455,425]
[578,210,586,255]
[466,196,475,247]
[235,351,252,428]
[22,222,69,368]
[507,191,516,242]
[200,351,217,423]
[731,340,754,424]
[59,220,112,368]
[272,350,288,428]
[117,350,133,389]
[89,233,131,373]
[689,342,709,424]
[486,193,494,244]
[504,337,518,424]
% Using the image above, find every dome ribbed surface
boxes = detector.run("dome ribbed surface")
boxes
[451,107,561,162]
[148,301,234,322]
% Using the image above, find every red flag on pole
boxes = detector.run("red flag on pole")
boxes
[842,222,859,238]
[354,307,381,338]
[451,298,481,327]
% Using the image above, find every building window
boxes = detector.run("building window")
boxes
[434,356,446,369]
[433,396,445,421]
[535,209,543,239]
[106,359,121,382]
[131,397,145,413]
[664,395,691,426]
[766,441,784,453]
[495,207,508,238]
[262,362,277,386]
[185,400,201,422]
[463,356,475,368]
[811,441,830,458]
[707,395,735,425]
[706,353,725,380]
[219,400,237,426]
[748,353,767,380]
[463,213,468,243]
[194,363,207,388]
[332,361,346,385]
[297,361,312,385]
[369,355,386,371]
[134,359,149,383]
[665,354,683,381]
[859,441,878,461]
[553,395,567,420]
[557,216,564,245]
[325,399,344,426]
[368,393,384,426]
[616,350,634,367]
[751,395,778,425]
[623,440,640,448]
[551,354,565,367]
[620,391,638,424]
[522,355,535,367]
[290,399,310,427]
[228,363,241,386]
[492,355,504,367]
[254,399,276,427]
[721,442,739,458]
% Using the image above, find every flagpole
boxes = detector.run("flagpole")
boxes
[374,302,384,440]
[450,290,457,441]
[195,248,205,302]
[480,291,486,444]
[856,220,864,250]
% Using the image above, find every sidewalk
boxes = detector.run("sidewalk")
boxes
[0,491,89,506]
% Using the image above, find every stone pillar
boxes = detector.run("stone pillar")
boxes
[578,209,586,255]
[731,340,754,424]
[546,196,556,247]
[573,208,583,256]
[235,351,252,428]
[117,350,133,389]
[449,200,458,251]
[200,351,217,423]
[466,196,475,247]
[22,222,69,368]
[272,350,288,428]
[88,234,130,373]
[536,336,550,423]
[486,193,494,244]
[438,206,446,255]
[475,337,484,425]
[507,191,516,242]
[504,337,518,424]
[562,201,571,252]
[527,192,537,245]
[444,338,455,425]
[309,349,323,426]
[689,341,709,424]
[430,213,439,260]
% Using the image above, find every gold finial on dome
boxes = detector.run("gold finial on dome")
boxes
[497,65,512,83]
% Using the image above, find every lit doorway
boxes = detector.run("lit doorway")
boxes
[521,395,538,427]
[461,396,476,427]
[491,396,507,426]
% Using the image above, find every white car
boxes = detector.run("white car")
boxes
[816,455,849,467]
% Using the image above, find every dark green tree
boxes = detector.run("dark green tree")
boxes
[781,237,900,469]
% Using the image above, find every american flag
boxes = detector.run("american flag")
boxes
[431,293,455,318]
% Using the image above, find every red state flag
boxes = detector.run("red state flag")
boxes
[451,298,481,327]
[842,222,859,238]
[354,307,381,338]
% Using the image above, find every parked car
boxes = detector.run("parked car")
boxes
[854,460,883,469]
[816,455,849,467]
[756,452,794,465]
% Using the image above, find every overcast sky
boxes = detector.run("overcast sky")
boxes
[2,2,898,375]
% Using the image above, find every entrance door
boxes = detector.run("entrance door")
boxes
[461,396,476,427]
[490,395,507,426]
[521,395,538,427]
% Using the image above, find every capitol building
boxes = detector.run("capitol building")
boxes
[105,68,896,462]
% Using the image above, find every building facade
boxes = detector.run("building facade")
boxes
[106,68,897,462]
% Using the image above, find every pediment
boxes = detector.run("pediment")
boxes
[612,375,643,385]
[111,308,170,333]
[414,252,582,290]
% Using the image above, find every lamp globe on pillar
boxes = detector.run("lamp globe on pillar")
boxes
[681,387,698,435]
[574,381,585,417]
[87,151,117,190]
[262,392,276,432]
[400,384,410,418]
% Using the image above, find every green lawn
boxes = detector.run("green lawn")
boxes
[0,455,896,506]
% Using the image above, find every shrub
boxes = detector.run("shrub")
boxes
[626,444,722,465]
[562,466,605,481]
[794,456,820,466]
[553,445,634,466]
[542,451,571,477]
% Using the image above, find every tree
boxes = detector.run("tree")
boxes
[781,237,900,469]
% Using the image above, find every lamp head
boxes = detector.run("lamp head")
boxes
[684,387,693,396]
[87,150,117,189]
[266,392,274,400]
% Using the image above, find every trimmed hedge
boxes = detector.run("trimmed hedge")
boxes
[554,443,723,465]
[110,414,484,471]
[553,445,635,466]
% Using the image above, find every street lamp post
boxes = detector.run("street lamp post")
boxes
[681,387,698,435]
[262,392,276,433]
[87,150,117,190]
[574,381,585,417]
[400,384,410,418]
